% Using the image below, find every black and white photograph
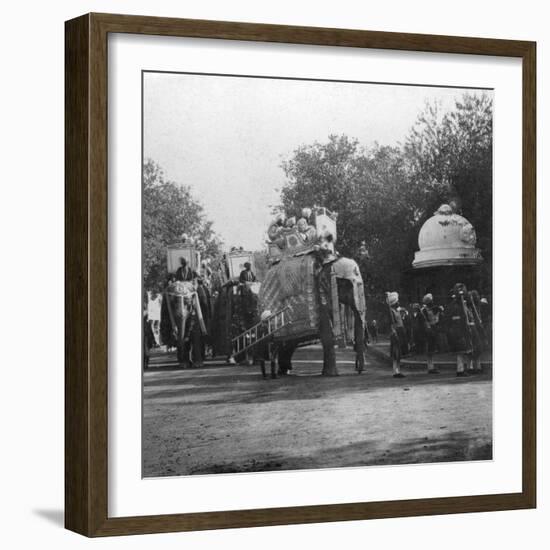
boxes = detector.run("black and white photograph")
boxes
[142,71,494,478]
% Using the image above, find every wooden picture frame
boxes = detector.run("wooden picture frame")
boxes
[65,12,536,537]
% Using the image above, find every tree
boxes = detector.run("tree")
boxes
[278,92,493,296]
[143,159,222,294]
[279,135,417,293]
[404,93,493,281]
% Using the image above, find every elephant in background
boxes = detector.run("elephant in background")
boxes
[160,281,206,368]
[209,280,261,363]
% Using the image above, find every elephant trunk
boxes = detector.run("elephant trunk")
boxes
[176,295,190,365]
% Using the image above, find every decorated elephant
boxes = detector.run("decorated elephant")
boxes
[259,251,366,376]
[210,279,261,362]
[160,281,207,368]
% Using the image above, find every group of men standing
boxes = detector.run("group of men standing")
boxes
[387,283,490,378]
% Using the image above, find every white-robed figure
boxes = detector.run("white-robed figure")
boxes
[387,291,407,378]
[267,212,286,243]
[296,217,317,242]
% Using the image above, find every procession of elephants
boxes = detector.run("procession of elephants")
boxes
[146,206,368,378]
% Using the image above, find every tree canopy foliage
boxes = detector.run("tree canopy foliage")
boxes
[143,159,222,294]
[279,92,493,295]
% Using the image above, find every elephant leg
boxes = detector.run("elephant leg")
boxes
[270,345,278,379]
[177,314,190,368]
[199,335,206,362]
[277,345,290,376]
[288,344,296,371]
[320,305,338,376]
[181,339,192,369]
[190,326,203,367]
[177,341,187,367]
[353,308,365,373]
[280,343,297,374]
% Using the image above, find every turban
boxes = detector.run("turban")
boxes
[422,293,433,305]
[453,282,467,295]
[387,292,399,306]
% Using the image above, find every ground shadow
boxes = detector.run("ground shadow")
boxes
[144,365,492,408]
[178,430,493,476]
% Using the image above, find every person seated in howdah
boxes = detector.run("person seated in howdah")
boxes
[239,261,256,283]
[296,217,317,242]
[199,259,212,287]
[267,212,286,243]
[175,257,198,282]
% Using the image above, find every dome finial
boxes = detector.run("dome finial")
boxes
[435,204,453,215]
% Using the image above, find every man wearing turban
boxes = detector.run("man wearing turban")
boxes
[420,293,444,374]
[386,291,407,378]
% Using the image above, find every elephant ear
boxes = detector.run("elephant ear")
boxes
[332,257,363,284]
[193,292,208,335]
[332,257,366,322]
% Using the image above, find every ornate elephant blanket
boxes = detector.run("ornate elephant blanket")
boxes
[259,255,319,341]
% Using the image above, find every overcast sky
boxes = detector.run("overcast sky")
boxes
[144,72,489,251]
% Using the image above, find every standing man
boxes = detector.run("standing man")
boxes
[399,306,413,354]
[467,290,485,373]
[146,291,162,347]
[175,257,196,282]
[369,319,378,344]
[239,261,256,283]
[420,293,443,374]
[446,283,474,377]
[143,303,156,369]
[411,303,424,354]
[480,296,492,349]
[199,259,213,288]
[387,292,407,378]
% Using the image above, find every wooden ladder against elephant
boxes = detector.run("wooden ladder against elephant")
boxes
[231,306,291,358]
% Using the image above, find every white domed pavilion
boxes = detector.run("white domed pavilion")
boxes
[413,204,483,269]
[400,203,486,304]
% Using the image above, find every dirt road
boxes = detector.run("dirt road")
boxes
[143,346,492,477]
